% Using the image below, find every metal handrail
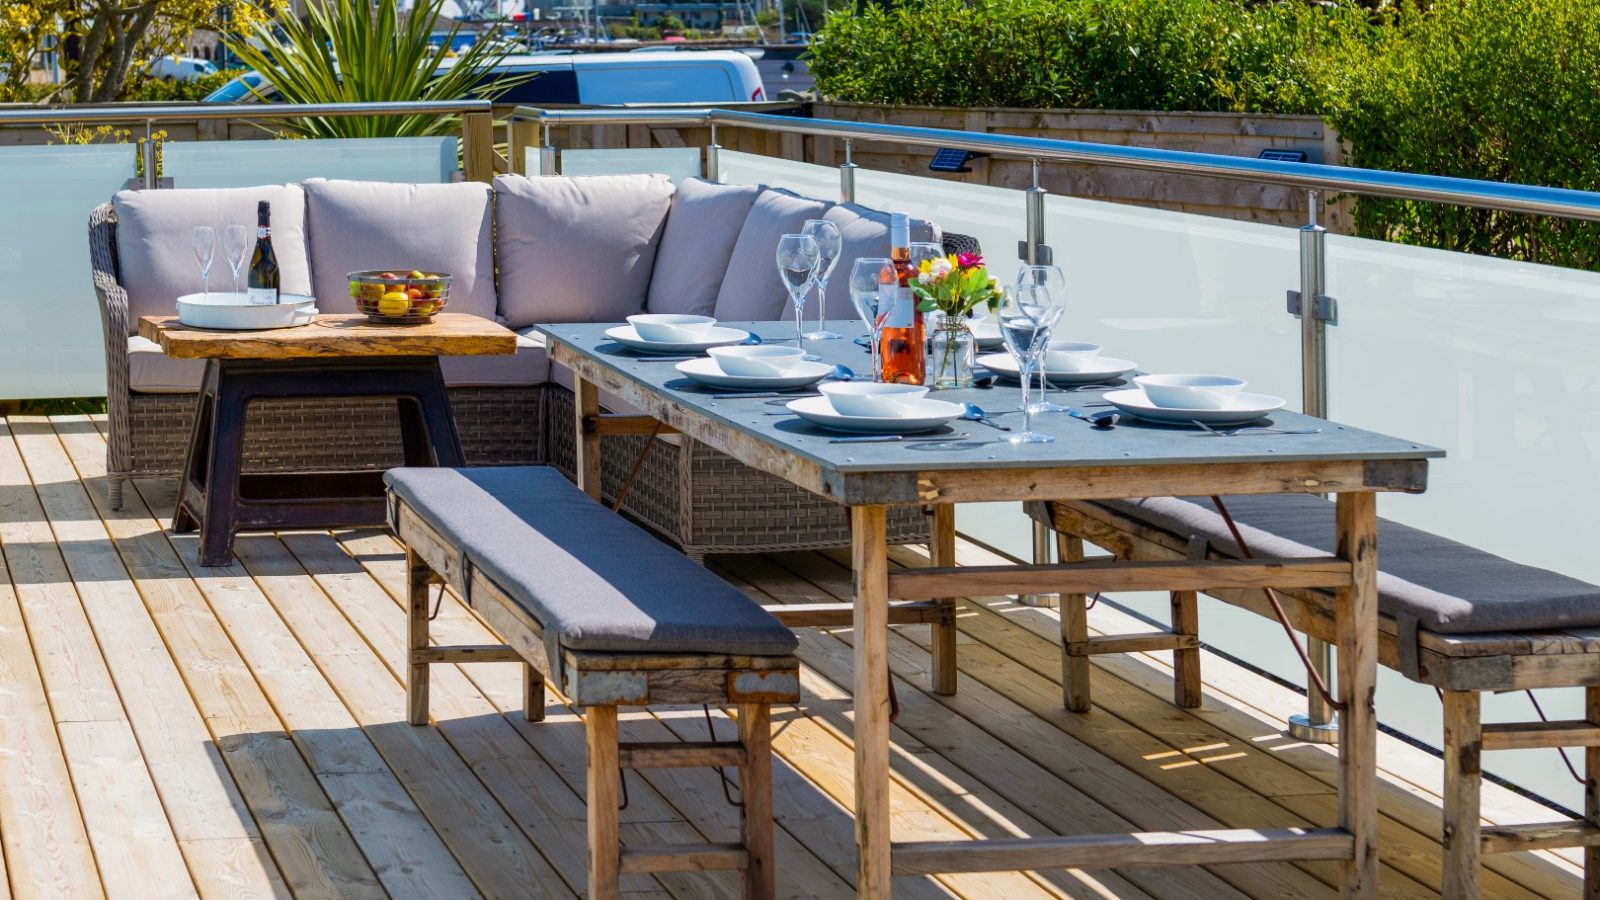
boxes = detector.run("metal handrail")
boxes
[514,105,1600,223]
[0,99,494,126]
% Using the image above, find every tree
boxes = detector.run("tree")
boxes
[0,0,261,103]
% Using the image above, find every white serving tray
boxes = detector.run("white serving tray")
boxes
[176,293,316,330]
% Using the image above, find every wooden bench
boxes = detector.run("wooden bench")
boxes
[1031,494,1600,898]
[387,466,801,899]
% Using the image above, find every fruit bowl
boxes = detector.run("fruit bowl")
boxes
[348,270,451,323]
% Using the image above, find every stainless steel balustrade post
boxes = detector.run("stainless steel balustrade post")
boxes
[141,120,157,189]
[1289,190,1339,745]
[839,139,857,204]
[1021,158,1060,608]
[706,123,722,183]
[539,122,557,177]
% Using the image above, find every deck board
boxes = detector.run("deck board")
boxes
[0,413,1580,899]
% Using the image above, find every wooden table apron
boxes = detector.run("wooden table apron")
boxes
[540,322,1439,899]
[139,314,515,567]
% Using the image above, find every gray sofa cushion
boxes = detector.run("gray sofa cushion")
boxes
[819,203,942,320]
[1099,494,1600,635]
[494,174,675,328]
[647,178,760,317]
[127,330,548,392]
[112,185,313,335]
[302,179,497,320]
[385,466,798,664]
[713,188,828,322]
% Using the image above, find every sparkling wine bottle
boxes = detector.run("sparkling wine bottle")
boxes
[246,201,280,306]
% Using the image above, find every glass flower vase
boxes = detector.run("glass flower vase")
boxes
[928,317,975,389]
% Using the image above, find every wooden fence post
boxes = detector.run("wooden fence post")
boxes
[462,111,495,183]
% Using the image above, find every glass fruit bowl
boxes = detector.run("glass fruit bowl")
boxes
[348,270,451,323]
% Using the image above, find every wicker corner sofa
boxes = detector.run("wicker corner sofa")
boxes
[91,174,963,557]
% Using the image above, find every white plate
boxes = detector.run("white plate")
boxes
[176,293,316,330]
[785,396,964,434]
[976,352,1138,385]
[605,324,750,355]
[675,358,833,390]
[1103,389,1287,426]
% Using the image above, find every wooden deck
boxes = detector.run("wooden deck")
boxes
[0,413,1583,899]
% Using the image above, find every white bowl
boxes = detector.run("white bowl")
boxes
[176,292,316,330]
[819,382,930,418]
[627,314,716,343]
[1134,373,1247,410]
[707,345,807,377]
[1041,341,1103,372]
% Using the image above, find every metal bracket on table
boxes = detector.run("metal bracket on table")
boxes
[1286,290,1337,324]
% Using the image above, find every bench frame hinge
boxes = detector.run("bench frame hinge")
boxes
[1286,289,1337,324]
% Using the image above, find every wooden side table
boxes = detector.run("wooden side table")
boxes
[138,313,516,566]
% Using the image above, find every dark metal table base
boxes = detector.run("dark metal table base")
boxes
[172,356,464,566]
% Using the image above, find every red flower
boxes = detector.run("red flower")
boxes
[956,252,984,269]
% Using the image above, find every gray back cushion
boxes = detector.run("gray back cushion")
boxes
[713,188,828,321]
[646,178,760,317]
[302,179,496,319]
[112,185,312,335]
[494,173,675,328]
[810,202,942,322]
[1103,494,1600,635]
[385,466,799,666]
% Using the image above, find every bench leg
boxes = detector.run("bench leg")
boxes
[1057,531,1092,713]
[524,664,546,722]
[1587,687,1600,898]
[406,548,432,727]
[587,705,621,900]
[1171,590,1202,708]
[929,505,958,696]
[1442,690,1482,899]
[739,703,776,900]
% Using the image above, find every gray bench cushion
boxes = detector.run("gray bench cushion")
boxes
[385,466,798,663]
[1096,495,1600,635]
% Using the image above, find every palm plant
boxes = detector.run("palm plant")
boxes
[225,0,530,139]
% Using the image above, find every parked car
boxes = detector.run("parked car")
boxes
[201,49,765,105]
[146,56,218,82]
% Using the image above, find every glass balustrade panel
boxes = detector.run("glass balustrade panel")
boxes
[0,144,137,399]
[718,150,840,204]
[1328,232,1600,811]
[559,148,702,182]
[163,137,458,188]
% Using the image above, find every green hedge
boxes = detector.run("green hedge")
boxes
[811,0,1600,270]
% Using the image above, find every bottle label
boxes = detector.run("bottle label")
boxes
[882,286,914,328]
[246,287,278,306]
[257,227,270,239]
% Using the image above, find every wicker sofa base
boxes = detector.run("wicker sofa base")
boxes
[121,385,544,480]
[545,385,930,558]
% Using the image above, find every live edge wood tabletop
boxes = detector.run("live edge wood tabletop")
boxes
[138,312,516,359]
[539,320,1444,900]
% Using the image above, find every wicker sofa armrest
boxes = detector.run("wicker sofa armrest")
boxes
[89,202,134,494]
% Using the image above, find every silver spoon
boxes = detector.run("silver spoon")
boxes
[831,364,857,381]
[1192,420,1321,437]
[962,403,1010,431]
[1069,408,1119,429]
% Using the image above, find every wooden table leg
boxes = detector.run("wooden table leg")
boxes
[1442,690,1481,899]
[929,504,958,696]
[852,504,891,899]
[1057,531,1091,713]
[1335,492,1379,898]
[1586,687,1600,897]
[575,376,603,501]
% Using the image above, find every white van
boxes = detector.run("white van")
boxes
[203,50,765,105]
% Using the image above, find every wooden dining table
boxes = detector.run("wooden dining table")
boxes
[540,320,1441,898]
[139,312,515,566]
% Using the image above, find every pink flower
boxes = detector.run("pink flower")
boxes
[956,252,984,269]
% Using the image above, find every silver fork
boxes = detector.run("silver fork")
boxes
[1192,420,1322,437]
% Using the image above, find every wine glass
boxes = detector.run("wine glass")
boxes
[192,226,216,298]
[1016,264,1068,412]
[849,257,893,382]
[999,282,1064,444]
[776,233,821,360]
[223,224,249,294]
[802,219,842,341]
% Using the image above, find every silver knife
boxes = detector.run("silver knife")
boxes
[829,435,905,444]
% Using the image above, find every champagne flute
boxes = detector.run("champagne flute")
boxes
[776,233,821,360]
[999,282,1064,444]
[1016,264,1069,412]
[192,226,216,298]
[801,219,842,340]
[223,224,249,294]
[849,257,893,382]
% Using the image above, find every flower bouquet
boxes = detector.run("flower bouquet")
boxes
[912,252,1000,388]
